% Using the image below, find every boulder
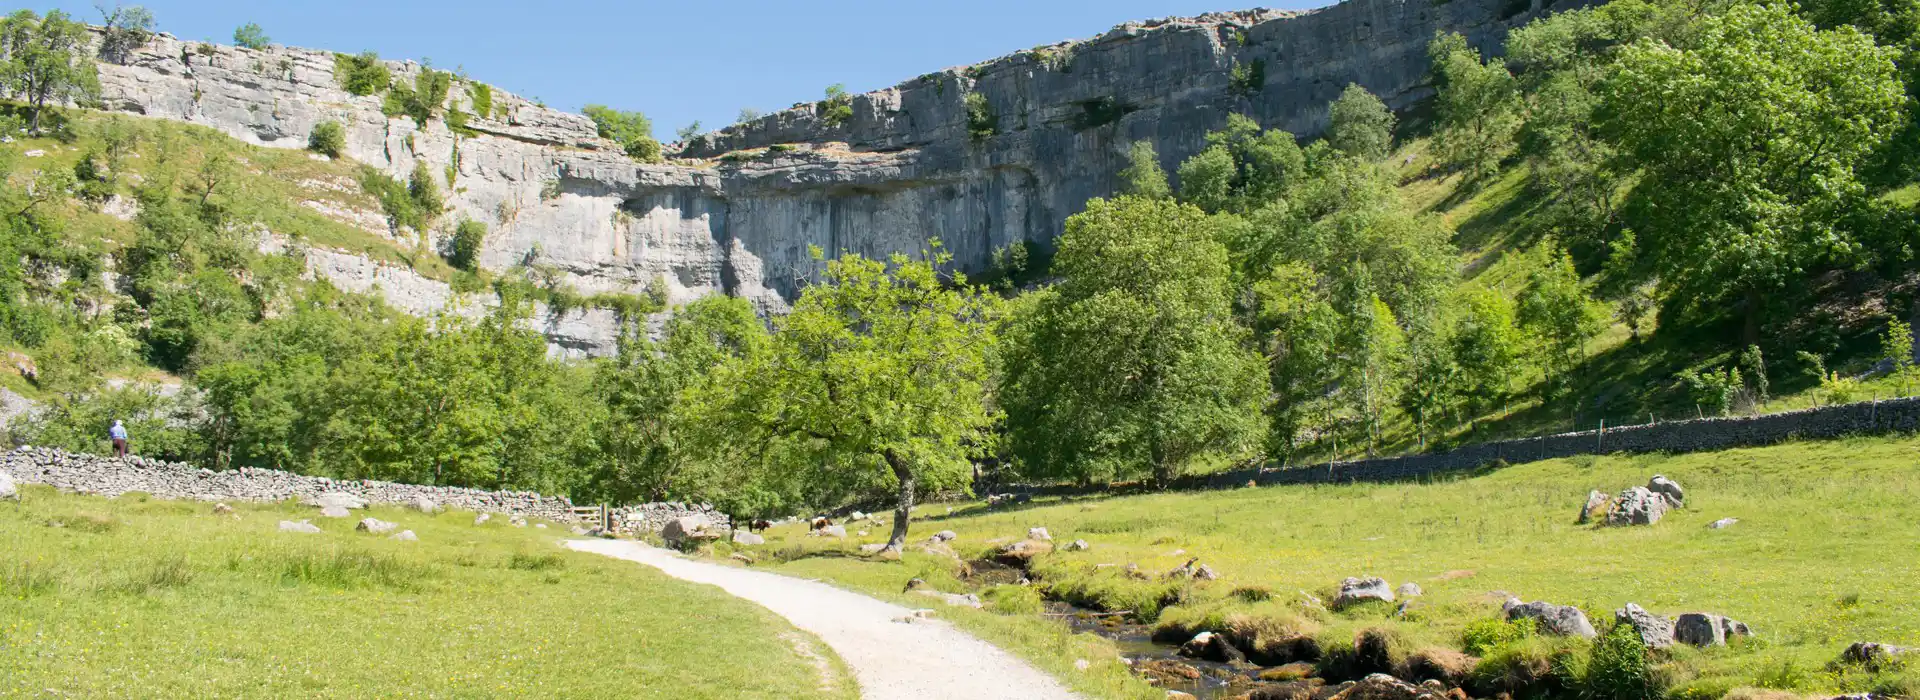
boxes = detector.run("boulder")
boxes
[474,513,492,526]
[1506,600,1597,638]
[0,471,19,501]
[1673,613,1752,647]
[212,502,233,515]
[318,505,352,518]
[306,492,367,510]
[1614,603,1674,649]
[811,524,847,538]
[409,496,438,513]
[1397,583,1424,598]
[355,518,397,534]
[1708,517,1739,529]
[570,525,588,535]
[1327,673,1446,700]
[1028,527,1053,541]
[1647,474,1686,507]
[912,589,983,608]
[859,543,889,555]
[1063,538,1090,551]
[1178,631,1247,665]
[732,531,765,546]
[1606,486,1667,526]
[1333,577,1396,609]
[1840,642,1912,671]
[534,523,547,529]
[662,516,721,547]
[931,530,957,542]
[1577,490,1609,524]
[390,530,418,542]
[278,519,321,533]
[1194,564,1219,581]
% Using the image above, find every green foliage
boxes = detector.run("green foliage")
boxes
[1516,246,1606,391]
[735,107,762,124]
[1676,364,1743,416]
[582,105,662,162]
[1462,617,1537,656]
[1429,32,1520,179]
[1229,58,1267,98]
[232,22,269,50]
[1882,319,1914,373]
[306,121,345,159]
[675,120,703,143]
[382,68,453,126]
[965,92,996,141]
[1327,83,1395,161]
[465,82,493,119]
[1600,3,1905,342]
[0,9,101,132]
[332,51,390,96]
[1071,96,1131,131]
[94,4,156,65]
[680,249,1001,546]
[406,162,444,226]
[818,83,854,127]
[1582,624,1660,700]
[447,219,486,271]
[1117,140,1171,200]
[1175,114,1303,215]
[1001,196,1266,486]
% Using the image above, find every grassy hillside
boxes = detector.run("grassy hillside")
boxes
[734,435,1920,699]
[0,487,853,698]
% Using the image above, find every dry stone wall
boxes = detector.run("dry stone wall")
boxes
[1008,397,1920,496]
[1,446,575,521]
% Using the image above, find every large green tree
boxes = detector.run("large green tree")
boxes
[680,250,1001,550]
[1429,32,1521,179]
[1599,3,1906,343]
[0,9,100,132]
[1326,83,1396,161]
[1001,196,1265,486]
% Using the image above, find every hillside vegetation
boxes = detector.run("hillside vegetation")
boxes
[0,486,852,698]
[741,434,1920,699]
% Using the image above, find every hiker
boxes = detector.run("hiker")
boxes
[109,420,129,457]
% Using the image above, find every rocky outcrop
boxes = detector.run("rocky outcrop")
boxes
[1505,599,1597,638]
[82,0,1562,354]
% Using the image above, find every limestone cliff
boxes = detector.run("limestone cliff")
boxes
[86,0,1556,354]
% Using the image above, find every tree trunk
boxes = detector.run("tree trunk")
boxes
[1149,439,1172,490]
[1742,288,1763,348]
[884,450,914,552]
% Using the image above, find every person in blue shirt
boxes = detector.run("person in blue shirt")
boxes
[109,420,129,457]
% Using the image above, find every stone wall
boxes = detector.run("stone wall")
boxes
[1007,397,1920,495]
[609,502,731,536]
[1,446,576,521]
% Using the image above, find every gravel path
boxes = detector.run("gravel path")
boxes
[567,539,1081,700]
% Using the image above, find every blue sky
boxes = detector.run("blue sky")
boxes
[29,1,1328,140]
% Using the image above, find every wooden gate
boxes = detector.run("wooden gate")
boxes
[570,505,607,531]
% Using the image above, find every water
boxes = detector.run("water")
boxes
[1045,602,1266,699]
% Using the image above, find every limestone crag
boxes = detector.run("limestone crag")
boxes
[85,0,1561,351]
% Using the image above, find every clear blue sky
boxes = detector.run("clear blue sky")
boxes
[29,0,1329,140]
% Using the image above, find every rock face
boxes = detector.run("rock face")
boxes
[1505,600,1597,638]
[0,471,16,501]
[1334,577,1396,609]
[1606,486,1667,526]
[83,0,1559,353]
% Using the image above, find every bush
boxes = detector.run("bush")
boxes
[583,105,662,162]
[307,121,345,158]
[407,162,444,225]
[232,23,269,50]
[1464,616,1538,655]
[982,584,1043,615]
[448,219,487,270]
[333,51,390,96]
[1230,58,1267,98]
[819,84,854,127]
[466,82,494,120]
[1583,624,1661,700]
[966,92,996,141]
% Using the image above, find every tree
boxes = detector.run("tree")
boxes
[232,22,269,50]
[681,250,1001,551]
[1175,114,1304,214]
[1599,4,1905,344]
[332,51,390,96]
[1001,196,1266,486]
[1117,140,1171,199]
[736,107,762,124]
[1451,287,1529,418]
[0,10,101,133]
[1516,247,1606,391]
[448,219,486,270]
[95,3,155,65]
[675,120,703,142]
[819,83,853,127]
[1428,32,1520,179]
[582,105,662,162]
[1326,83,1395,160]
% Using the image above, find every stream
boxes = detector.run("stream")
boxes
[1044,601,1266,699]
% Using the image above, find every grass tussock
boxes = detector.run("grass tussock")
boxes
[279,548,435,590]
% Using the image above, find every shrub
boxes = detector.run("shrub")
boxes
[384,69,453,126]
[358,166,418,231]
[448,219,487,270]
[333,51,390,96]
[819,84,854,127]
[466,82,493,119]
[306,120,345,158]
[1583,624,1661,700]
[966,92,996,141]
[582,105,662,162]
[1230,58,1267,98]
[407,162,444,225]
[1469,636,1585,699]
[232,22,269,50]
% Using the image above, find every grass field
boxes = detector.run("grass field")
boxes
[0,487,854,699]
[737,435,1920,699]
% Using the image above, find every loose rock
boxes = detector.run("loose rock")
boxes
[1708,517,1739,529]
[355,517,397,534]
[662,515,721,547]
[1673,613,1751,647]
[1606,486,1667,526]
[318,505,351,518]
[1577,489,1609,524]
[390,530,417,542]
[732,530,765,546]
[1614,603,1674,649]
[474,513,492,526]
[1064,538,1090,551]
[1334,576,1396,609]
[1028,527,1052,542]
[1647,474,1686,507]
[0,471,15,501]
[409,496,437,513]
[212,502,233,515]
[278,519,321,533]
[1397,583,1424,598]
[931,530,957,542]
[1179,631,1247,665]
[1505,600,1597,638]
[1840,642,1912,671]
